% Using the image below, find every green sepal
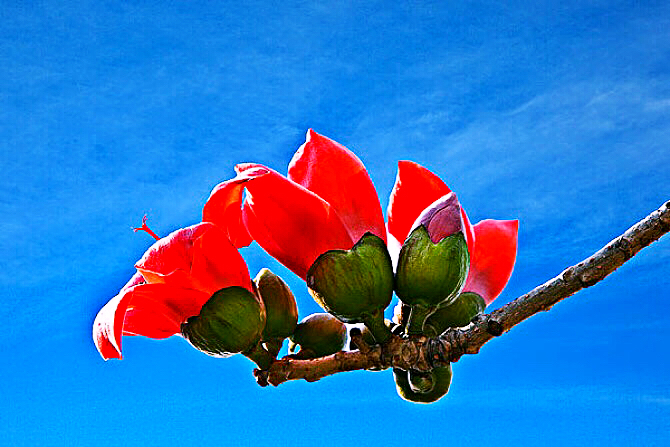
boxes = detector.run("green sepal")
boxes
[424,292,486,336]
[181,286,266,357]
[393,365,453,404]
[395,226,470,310]
[288,313,347,359]
[306,233,394,324]
[254,268,299,340]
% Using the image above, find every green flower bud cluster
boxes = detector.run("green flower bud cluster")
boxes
[180,220,481,399]
[300,224,482,403]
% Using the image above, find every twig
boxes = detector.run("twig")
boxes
[257,200,670,387]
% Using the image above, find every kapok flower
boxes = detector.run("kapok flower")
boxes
[203,129,387,279]
[387,160,518,305]
[203,130,517,308]
[93,222,254,360]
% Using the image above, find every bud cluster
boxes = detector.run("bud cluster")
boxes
[303,193,488,403]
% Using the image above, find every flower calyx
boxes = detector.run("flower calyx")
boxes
[181,286,272,369]
[306,232,394,344]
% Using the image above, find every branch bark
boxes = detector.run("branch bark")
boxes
[256,200,670,387]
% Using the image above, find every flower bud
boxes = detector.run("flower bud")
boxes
[424,292,486,336]
[181,286,266,358]
[395,193,470,334]
[307,232,394,343]
[288,313,347,359]
[254,268,299,340]
[393,365,453,404]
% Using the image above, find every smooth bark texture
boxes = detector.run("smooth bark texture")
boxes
[255,200,670,387]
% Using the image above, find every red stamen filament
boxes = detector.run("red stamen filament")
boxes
[133,215,160,240]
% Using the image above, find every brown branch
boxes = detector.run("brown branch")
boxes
[257,200,670,387]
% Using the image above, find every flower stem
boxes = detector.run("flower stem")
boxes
[406,304,434,335]
[263,338,284,359]
[362,310,392,345]
[243,342,274,370]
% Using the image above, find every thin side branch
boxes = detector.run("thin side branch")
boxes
[257,200,670,387]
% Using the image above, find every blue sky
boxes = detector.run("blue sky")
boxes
[2,1,669,445]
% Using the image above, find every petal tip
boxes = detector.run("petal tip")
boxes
[235,163,271,178]
[307,128,319,140]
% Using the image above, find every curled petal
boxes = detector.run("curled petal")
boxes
[93,288,131,360]
[202,171,253,248]
[288,129,386,243]
[463,220,519,305]
[236,163,355,279]
[135,222,252,295]
[93,283,209,360]
[135,223,211,288]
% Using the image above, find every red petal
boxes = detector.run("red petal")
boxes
[463,220,519,305]
[237,163,355,279]
[288,129,386,243]
[387,161,474,254]
[93,283,209,360]
[123,271,146,289]
[461,208,476,259]
[135,223,212,289]
[202,172,253,248]
[122,285,209,337]
[387,161,451,246]
[93,291,129,360]
[190,224,252,295]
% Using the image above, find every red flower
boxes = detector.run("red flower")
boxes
[203,129,387,279]
[387,161,518,305]
[203,130,518,305]
[93,222,253,360]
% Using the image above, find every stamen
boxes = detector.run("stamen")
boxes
[133,215,160,240]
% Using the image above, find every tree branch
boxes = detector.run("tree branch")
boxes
[256,200,670,387]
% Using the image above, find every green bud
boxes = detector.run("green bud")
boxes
[306,232,394,343]
[393,365,453,404]
[254,268,299,340]
[424,292,486,336]
[395,226,469,334]
[181,286,266,358]
[288,313,347,359]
